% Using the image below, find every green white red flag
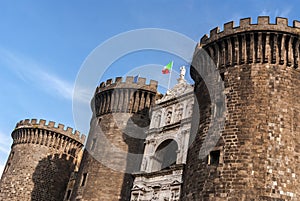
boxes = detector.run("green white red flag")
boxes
[162,61,173,74]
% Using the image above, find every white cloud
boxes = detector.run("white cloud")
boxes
[260,9,270,16]
[276,7,292,18]
[0,48,75,101]
[259,7,292,19]
[35,69,74,100]
[73,85,92,104]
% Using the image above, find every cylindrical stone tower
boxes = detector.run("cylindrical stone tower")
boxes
[182,17,300,200]
[71,76,158,201]
[0,119,85,201]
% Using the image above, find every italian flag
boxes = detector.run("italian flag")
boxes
[162,61,173,74]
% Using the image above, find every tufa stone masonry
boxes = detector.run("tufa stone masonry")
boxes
[0,119,85,201]
[182,16,300,201]
[0,16,300,201]
[70,76,158,201]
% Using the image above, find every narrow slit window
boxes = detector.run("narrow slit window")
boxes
[91,138,96,151]
[4,163,11,173]
[10,152,14,160]
[220,72,225,81]
[81,173,88,186]
[66,190,72,200]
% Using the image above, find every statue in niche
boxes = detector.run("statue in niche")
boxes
[166,109,172,124]
[132,195,138,201]
[150,191,159,200]
[171,189,180,200]
[175,105,183,122]
[186,103,193,117]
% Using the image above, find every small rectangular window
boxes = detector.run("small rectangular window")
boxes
[4,163,10,173]
[81,173,88,186]
[10,152,14,160]
[66,190,72,200]
[220,72,225,81]
[208,150,220,165]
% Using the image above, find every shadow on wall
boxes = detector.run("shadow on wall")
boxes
[120,107,151,201]
[31,152,76,201]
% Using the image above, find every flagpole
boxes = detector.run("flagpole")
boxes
[167,61,173,91]
[167,69,172,90]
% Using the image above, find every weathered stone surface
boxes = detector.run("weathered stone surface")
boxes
[0,120,85,201]
[181,16,300,201]
[131,70,195,200]
[2,16,300,201]
[70,76,158,201]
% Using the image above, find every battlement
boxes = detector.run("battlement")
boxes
[197,16,300,69]
[200,16,300,45]
[93,76,158,116]
[15,119,86,144]
[95,76,158,94]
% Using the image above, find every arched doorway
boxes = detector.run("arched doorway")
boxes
[151,139,178,172]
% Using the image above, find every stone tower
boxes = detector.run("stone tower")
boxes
[70,76,157,201]
[0,119,85,201]
[181,16,300,200]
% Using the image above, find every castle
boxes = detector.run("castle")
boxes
[0,16,300,201]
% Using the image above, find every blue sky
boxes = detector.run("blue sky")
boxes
[0,0,298,176]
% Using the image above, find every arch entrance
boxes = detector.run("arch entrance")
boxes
[152,139,178,172]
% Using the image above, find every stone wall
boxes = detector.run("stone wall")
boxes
[0,119,85,201]
[181,17,300,201]
[70,76,158,201]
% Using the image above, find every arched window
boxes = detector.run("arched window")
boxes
[151,139,178,172]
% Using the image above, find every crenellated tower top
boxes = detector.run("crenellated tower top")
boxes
[0,118,85,200]
[95,76,158,93]
[200,16,300,45]
[197,16,300,69]
[94,76,158,116]
[14,119,86,145]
